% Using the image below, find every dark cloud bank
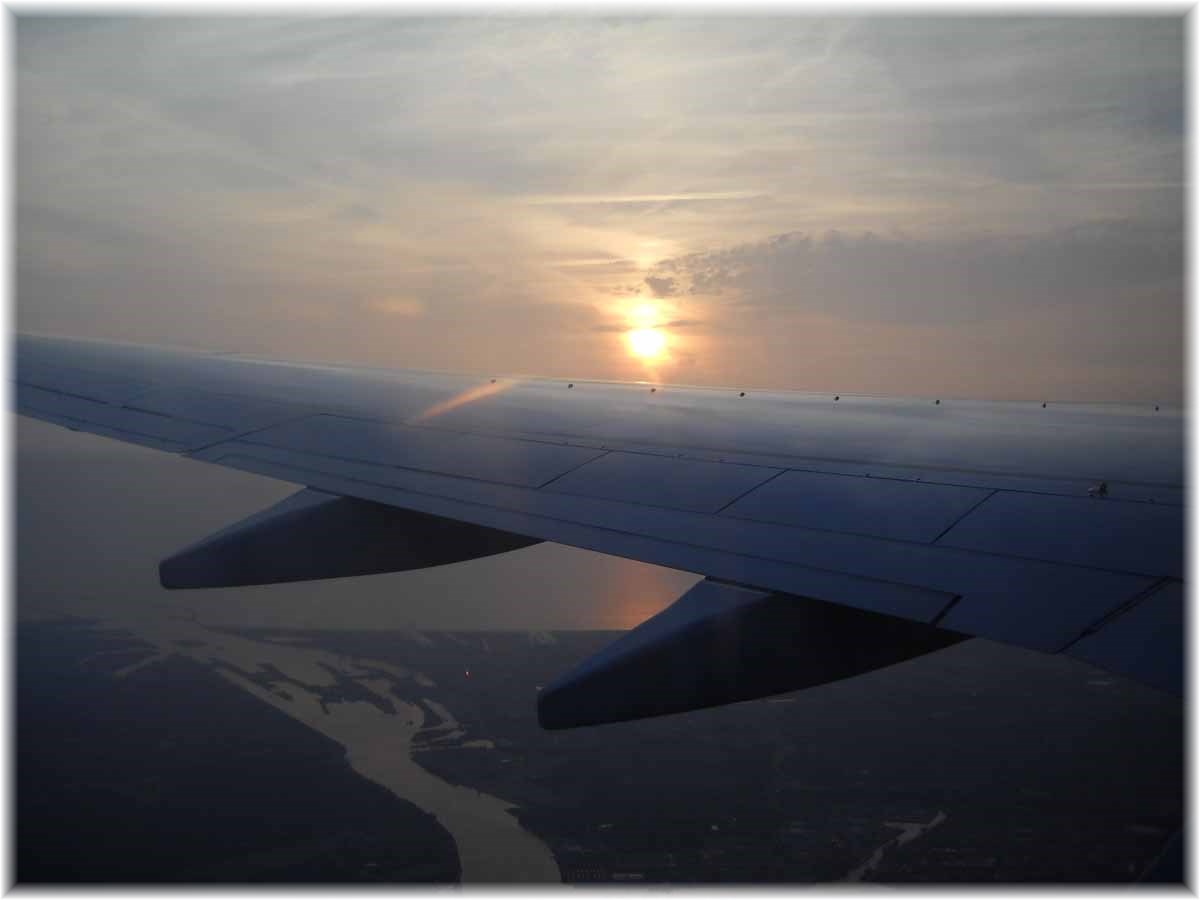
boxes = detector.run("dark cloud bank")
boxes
[652,221,1181,326]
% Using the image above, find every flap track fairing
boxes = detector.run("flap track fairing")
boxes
[538,578,966,729]
[159,487,541,589]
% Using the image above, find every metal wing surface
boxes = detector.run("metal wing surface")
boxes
[15,333,1184,721]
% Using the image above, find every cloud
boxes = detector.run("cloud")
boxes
[367,297,425,317]
[635,221,1182,403]
[644,275,678,298]
[523,191,764,206]
[590,317,703,334]
[655,221,1182,325]
[336,203,381,223]
[603,284,643,296]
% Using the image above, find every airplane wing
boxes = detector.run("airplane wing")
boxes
[15,333,1184,727]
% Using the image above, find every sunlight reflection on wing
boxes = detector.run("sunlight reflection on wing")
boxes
[411,378,518,423]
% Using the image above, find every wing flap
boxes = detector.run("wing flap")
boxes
[544,450,782,514]
[242,413,607,489]
[197,442,958,622]
[17,384,227,450]
[17,359,153,405]
[121,387,314,437]
[722,468,992,542]
[937,491,1183,578]
[191,433,1153,653]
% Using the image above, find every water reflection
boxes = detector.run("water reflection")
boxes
[598,558,701,631]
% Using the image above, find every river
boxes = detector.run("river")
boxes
[108,612,562,883]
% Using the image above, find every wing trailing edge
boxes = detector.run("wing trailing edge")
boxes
[159,487,541,589]
[537,578,967,729]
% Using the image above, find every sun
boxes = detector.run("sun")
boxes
[627,327,666,360]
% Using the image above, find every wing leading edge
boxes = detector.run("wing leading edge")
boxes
[15,333,1185,724]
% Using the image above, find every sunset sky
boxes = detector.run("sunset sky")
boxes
[14,15,1186,630]
[18,15,1184,403]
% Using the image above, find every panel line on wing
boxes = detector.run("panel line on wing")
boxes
[116,404,175,420]
[1056,576,1176,653]
[206,450,956,621]
[17,387,220,449]
[941,544,1185,583]
[722,470,993,545]
[15,405,191,451]
[935,491,1183,578]
[425,426,1182,500]
[183,413,324,455]
[16,380,149,409]
[293,408,1183,508]
[201,441,1153,648]
[542,451,784,515]
[713,467,790,514]
[929,489,998,544]
[15,362,156,406]
[535,449,614,490]
[1058,578,1184,696]
[236,414,608,490]
[258,410,604,451]
[208,436,1172,585]
[305,409,613,454]
[929,595,963,627]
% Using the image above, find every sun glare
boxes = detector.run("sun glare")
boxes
[627,327,666,360]
[630,302,660,329]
